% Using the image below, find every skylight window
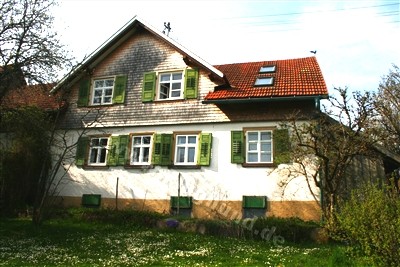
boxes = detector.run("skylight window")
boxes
[254,77,274,86]
[259,65,276,73]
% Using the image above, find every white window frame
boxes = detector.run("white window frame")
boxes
[88,137,109,166]
[174,134,198,165]
[91,77,115,105]
[246,130,273,163]
[259,65,276,73]
[254,77,274,86]
[157,71,184,100]
[130,135,153,165]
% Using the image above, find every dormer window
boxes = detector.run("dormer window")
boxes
[259,65,276,73]
[254,77,274,86]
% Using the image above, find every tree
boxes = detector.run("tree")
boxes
[0,0,72,101]
[286,87,379,222]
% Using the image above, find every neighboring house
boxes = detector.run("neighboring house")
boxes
[50,16,330,221]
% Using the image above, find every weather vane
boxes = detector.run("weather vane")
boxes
[163,22,171,36]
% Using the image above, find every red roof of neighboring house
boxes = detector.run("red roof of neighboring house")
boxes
[2,83,64,111]
[205,57,328,101]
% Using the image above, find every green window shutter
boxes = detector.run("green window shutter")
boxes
[76,136,89,166]
[152,134,172,165]
[184,68,199,99]
[152,134,162,165]
[198,133,212,166]
[160,134,173,165]
[273,128,291,165]
[77,79,90,107]
[107,136,119,166]
[113,75,127,104]
[117,135,129,166]
[231,131,244,163]
[142,72,156,102]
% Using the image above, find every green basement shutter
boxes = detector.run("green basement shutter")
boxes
[152,134,172,165]
[107,136,119,166]
[170,196,193,208]
[242,196,267,208]
[273,128,291,165]
[231,131,244,163]
[198,133,212,166]
[117,135,129,166]
[76,136,89,166]
[112,75,127,104]
[142,72,156,102]
[184,68,199,99]
[77,79,90,107]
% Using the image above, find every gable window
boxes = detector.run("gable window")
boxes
[175,135,198,164]
[246,131,272,163]
[142,68,199,102]
[88,137,109,166]
[231,128,291,166]
[159,72,183,100]
[77,75,127,107]
[92,78,114,105]
[131,135,152,165]
[254,77,274,86]
[259,65,276,73]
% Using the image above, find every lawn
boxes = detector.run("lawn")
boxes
[0,211,370,266]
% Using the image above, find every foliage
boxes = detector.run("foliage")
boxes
[288,87,380,221]
[0,215,371,266]
[0,107,51,216]
[332,183,400,267]
[0,0,73,100]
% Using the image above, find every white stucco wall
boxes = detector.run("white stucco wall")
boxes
[56,121,320,203]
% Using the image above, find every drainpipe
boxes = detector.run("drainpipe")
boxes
[177,173,181,215]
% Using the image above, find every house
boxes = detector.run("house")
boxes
[51,16,330,221]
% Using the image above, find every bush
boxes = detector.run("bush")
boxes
[333,183,400,267]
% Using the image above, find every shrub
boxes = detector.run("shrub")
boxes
[333,183,400,267]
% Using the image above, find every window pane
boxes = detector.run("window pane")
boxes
[171,91,181,97]
[133,148,140,162]
[248,153,258,162]
[188,136,196,144]
[261,132,271,140]
[171,83,181,89]
[261,143,271,152]
[103,97,112,103]
[105,80,114,87]
[177,136,186,144]
[133,137,141,145]
[160,74,170,82]
[160,84,169,99]
[248,132,258,141]
[100,138,108,146]
[143,147,149,162]
[99,148,107,162]
[143,136,151,144]
[249,143,258,151]
[177,147,185,162]
[261,153,272,162]
[91,139,99,146]
[94,90,102,96]
[188,147,195,162]
[90,149,98,163]
[105,89,113,96]
[172,73,182,80]
[94,80,104,88]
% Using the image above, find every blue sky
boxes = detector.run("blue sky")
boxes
[54,0,400,95]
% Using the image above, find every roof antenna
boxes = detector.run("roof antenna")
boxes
[163,22,171,36]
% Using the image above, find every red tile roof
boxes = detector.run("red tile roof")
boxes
[2,83,64,111]
[205,57,328,101]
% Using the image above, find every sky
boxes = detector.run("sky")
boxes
[53,0,400,95]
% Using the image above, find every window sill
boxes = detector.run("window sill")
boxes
[168,165,201,170]
[241,163,275,168]
[124,165,155,170]
[83,165,110,170]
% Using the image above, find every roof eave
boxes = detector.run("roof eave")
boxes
[202,95,329,104]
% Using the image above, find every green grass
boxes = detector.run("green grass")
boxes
[0,211,372,266]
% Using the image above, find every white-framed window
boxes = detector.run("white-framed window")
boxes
[254,77,274,86]
[246,130,272,163]
[92,77,115,105]
[88,137,109,166]
[175,134,198,165]
[259,65,276,73]
[131,135,152,165]
[158,71,183,100]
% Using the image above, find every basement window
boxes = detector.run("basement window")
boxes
[259,65,276,73]
[254,77,274,86]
